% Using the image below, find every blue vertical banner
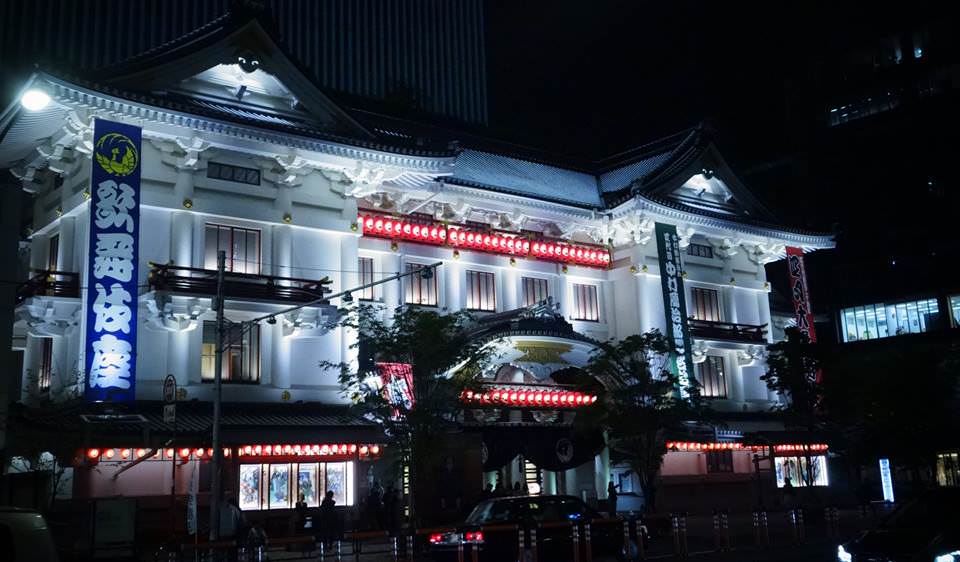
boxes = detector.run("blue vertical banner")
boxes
[655,222,693,398]
[85,119,142,402]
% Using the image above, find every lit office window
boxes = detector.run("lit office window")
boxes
[521,277,550,307]
[775,456,828,487]
[404,263,438,307]
[950,296,960,328]
[572,284,599,322]
[466,270,496,312]
[937,453,960,487]
[204,224,261,274]
[840,298,940,342]
[696,356,727,398]
[202,321,260,383]
[358,257,375,300]
[690,287,721,322]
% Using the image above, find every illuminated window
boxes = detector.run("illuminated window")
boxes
[202,321,260,383]
[696,356,727,398]
[572,284,599,322]
[521,277,550,307]
[238,461,355,510]
[950,296,960,328]
[38,337,53,393]
[207,162,261,186]
[404,263,438,306]
[775,455,828,487]
[686,243,714,259]
[466,270,496,312]
[706,450,733,473]
[204,224,261,274]
[937,452,960,487]
[358,257,375,300]
[690,287,721,322]
[840,298,940,342]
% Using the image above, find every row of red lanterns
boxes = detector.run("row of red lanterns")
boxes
[666,442,830,453]
[237,443,382,457]
[460,388,598,407]
[83,443,384,462]
[358,213,611,267]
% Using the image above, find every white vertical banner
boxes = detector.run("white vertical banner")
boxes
[187,460,199,535]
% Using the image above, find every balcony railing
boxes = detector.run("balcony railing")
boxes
[688,319,767,343]
[16,270,80,303]
[149,263,331,304]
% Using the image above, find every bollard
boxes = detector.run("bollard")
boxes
[407,534,414,562]
[622,519,631,561]
[392,536,399,562]
[797,508,806,543]
[320,541,326,561]
[761,511,770,547]
[472,538,480,562]
[752,511,762,547]
[637,516,646,560]
[720,510,730,552]
[458,534,465,562]
[530,527,538,562]
[789,509,799,544]
[517,526,525,562]
[572,523,581,562]
[671,513,681,555]
[678,513,689,558]
[584,522,593,562]
[712,511,721,552]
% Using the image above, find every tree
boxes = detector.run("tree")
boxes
[760,327,822,431]
[577,330,705,513]
[324,303,491,524]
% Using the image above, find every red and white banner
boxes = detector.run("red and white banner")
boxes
[785,247,817,343]
[375,362,415,416]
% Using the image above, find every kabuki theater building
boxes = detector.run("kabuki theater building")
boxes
[0,6,834,532]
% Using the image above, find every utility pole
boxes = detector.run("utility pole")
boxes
[209,250,226,540]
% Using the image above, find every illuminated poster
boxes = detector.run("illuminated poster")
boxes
[269,464,291,509]
[879,458,895,502]
[238,464,261,510]
[298,463,320,507]
[655,223,693,397]
[84,119,142,402]
[376,362,415,415]
[785,247,817,343]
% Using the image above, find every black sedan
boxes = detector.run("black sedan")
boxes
[427,494,639,561]
[837,488,960,562]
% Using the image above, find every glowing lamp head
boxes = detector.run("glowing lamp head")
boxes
[87,448,100,459]
[179,448,191,459]
[104,449,115,459]
[370,445,381,455]
[120,449,131,459]
[20,89,51,111]
[359,445,369,456]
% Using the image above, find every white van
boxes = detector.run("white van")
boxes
[0,507,59,562]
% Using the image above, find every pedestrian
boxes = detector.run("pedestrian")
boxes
[384,484,400,531]
[318,490,338,549]
[607,480,620,517]
[368,480,385,529]
[480,483,493,501]
[783,476,797,507]
[219,495,246,541]
[246,521,268,553]
[512,482,521,495]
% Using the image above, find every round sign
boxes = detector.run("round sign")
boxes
[555,437,574,464]
[162,375,177,404]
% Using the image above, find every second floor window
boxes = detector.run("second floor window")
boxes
[690,287,721,322]
[572,284,599,322]
[358,257,375,300]
[706,450,734,473]
[38,337,53,392]
[404,263,438,307]
[696,356,727,398]
[202,321,260,383]
[522,277,550,307]
[687,243,714,259]
[466,270,496,312]
[205,224,261,274]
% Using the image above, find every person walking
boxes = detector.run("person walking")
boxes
[318,491,338,550]
[607,480,620,517]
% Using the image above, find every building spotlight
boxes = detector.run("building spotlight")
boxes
[342,292,354,304]
[266,316,277,325]
[20,89,51,111]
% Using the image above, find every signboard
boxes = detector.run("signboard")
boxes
[879,458,895,502]
[162,375,177,404]
[375,362,415,416]
[163,404,177,424]
[655,223,693,398]
[785,247,817,343]
[84,119,142,402]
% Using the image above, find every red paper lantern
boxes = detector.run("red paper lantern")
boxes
[87,448,100,459]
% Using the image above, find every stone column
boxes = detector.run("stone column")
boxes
[758,291,774,343]
[340,234,360,370]
[173,166,195,205]
[443,259,461,312]
[170,212,193,267]
[381,253,401,314]
[722,286,739,324]
[502,267,519,311]
[58,216,76,272]
[564,467,578,496]
[271,322,290,389]
[595,445,611,502]
[729,352,746,404]
[272,225,293,279]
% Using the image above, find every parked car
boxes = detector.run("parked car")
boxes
[837,488,960,562]
[0,507,59,562]
[427,494,641,561]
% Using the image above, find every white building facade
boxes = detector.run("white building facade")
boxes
[1,18,833,516]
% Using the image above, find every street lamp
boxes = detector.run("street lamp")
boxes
[20,89,51,111]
